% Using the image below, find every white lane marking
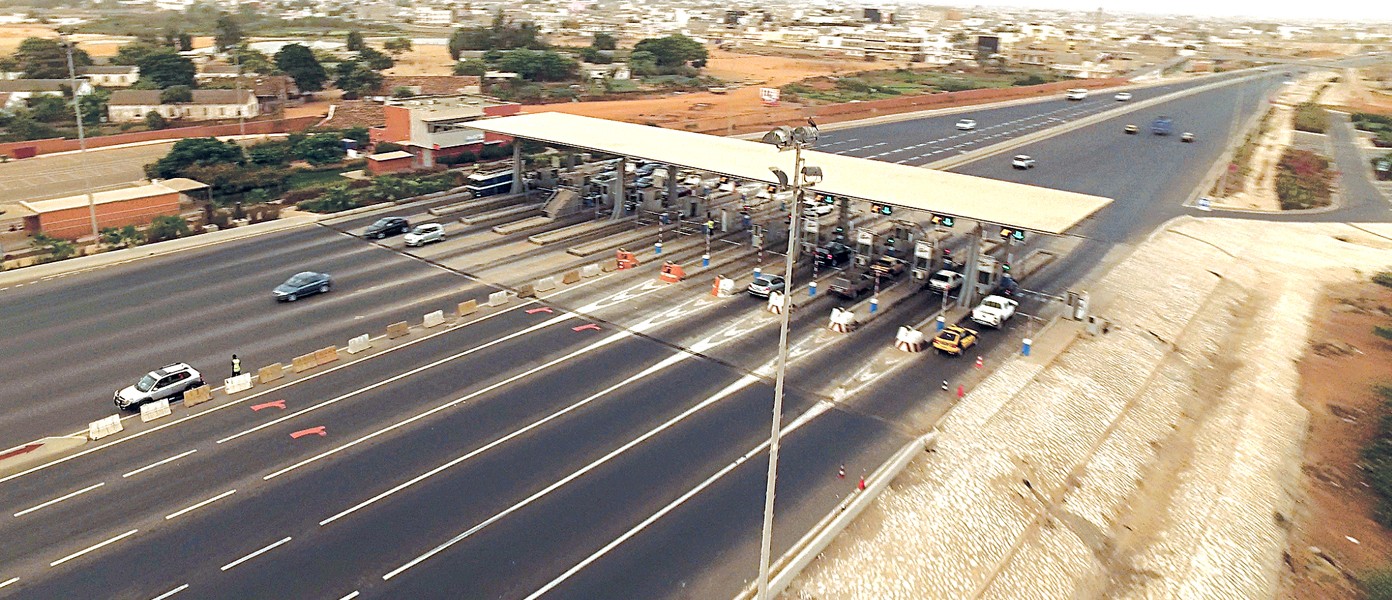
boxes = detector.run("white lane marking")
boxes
[50,529,138,567]
[0,298,540,486]
[151,583,190,600]
[14,482,105,517]
[165,489,236,520]
[217,312,576,444]
[122,449,198,478]
[382,373,761,581]
[220,537,292,571]
[320,345,696,527]
[338,592,360,600]
[523,401,832,599]
[0,577,16,588]
[269,328,630,483]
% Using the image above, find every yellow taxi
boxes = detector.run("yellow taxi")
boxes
[932,325,979,356]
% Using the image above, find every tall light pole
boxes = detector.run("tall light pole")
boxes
[755,120,822,600]
[63,34,99,239]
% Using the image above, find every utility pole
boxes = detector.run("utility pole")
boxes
[64,34,99,240]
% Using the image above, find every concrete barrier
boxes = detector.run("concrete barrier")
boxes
[423,310,446,328]
[456,299,478,317]
[225,373,253,393]
[490,214,553,235]
[713,276,736,297]
[488,291,509,306]
[581,264,601,278]
[387,321,410,339]
[516,283,536,298]
[561,270,581,284]
[183,385,213,408]
[600,258,620,272]
[347,333,371,354]
[894,326,928,352]
[140,399,172,423]
[829,307,857,333]
[314,346,339,365]
[767,291,787,314]
[257,363,284,384]
[292,352,319,373]
[535,277,557,292]
[88,415,124,440]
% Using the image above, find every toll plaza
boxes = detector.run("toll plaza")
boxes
[470,111,1112,311]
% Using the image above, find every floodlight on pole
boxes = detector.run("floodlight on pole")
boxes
[754,120,819,600]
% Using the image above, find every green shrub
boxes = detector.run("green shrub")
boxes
[1293,102,1329,133]
[1364,386,1392,528]
[1377,326,1392,341]
[1274,149,1334,210]
[373,141,404,154]
[1375,271,1392,288]
[296,185,357,213]
[1366,569,1392,600]
[30,233,76,261]
[146,215,190,243]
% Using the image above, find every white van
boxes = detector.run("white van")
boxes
[1065,88,1088,100]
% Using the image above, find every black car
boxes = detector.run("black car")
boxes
[815,242,851,268]
[365,217,410,239]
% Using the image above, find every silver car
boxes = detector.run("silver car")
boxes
[115,363,204,410]
[404,223,446,246]
[747,275,786,298]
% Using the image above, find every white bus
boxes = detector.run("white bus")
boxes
[465,169,514,197]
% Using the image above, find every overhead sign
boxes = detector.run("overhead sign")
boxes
[930,214,955,228]
[914,241,933,259]
[999,227,1026,241]
[856,229,874,245]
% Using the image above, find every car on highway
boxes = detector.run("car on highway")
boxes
[932,325,979,356]
[1182,132,1195,143]
[1114,92,1133,101]
[115,363,204,410]
[815,242,851,268]
[803,200,835,217]
[971,295,1019,328]
[1011,155,1036,169]
[404,223,446,246]
[928,269,964,293]
[870,256,907,279]
[747,274,786,298]
[829,273,873,299]
[634,163,661,177]
[1065,88,1088,100]
[274,271,332,302]
[955,118,977,131]
[364,217,410,239]
[1124,124,1139,134]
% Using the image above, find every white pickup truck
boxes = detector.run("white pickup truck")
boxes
[971,295,1018,328]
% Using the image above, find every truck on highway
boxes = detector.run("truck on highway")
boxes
[1151,116,1174,136]
[829,273,873,299]
[971,295,1018,328]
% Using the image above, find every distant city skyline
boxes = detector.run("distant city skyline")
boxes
[910,0,1387,22]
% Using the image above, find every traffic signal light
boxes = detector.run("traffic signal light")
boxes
[767,184,777,194]
[1002,262,1011,273]
[931,214,955,228]
[821,194,836,205]
[871,203,893,215]
[886,236,896,247]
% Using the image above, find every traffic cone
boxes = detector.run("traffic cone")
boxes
[975,355,984,369]
[957,384,965,399]
[858,476,867,491]
[838,464,846,479]
[941,379,949,391]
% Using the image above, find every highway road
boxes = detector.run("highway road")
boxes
[3,65,1388,599]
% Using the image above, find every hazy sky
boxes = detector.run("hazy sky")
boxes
[915,0,1388,22]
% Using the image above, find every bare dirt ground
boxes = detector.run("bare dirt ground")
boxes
[0,23,213,57]
[1286,281,1392,599]
[1326,67,1392,115]
[1212,70,1333,211]
[381,42,455,77]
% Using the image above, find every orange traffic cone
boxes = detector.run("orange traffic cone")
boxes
[857,476,867,491]
[838,464,846,479]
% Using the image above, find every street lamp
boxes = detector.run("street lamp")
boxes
[755,119,820,600]
[62,33,99,239]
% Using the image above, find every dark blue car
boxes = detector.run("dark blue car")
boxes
[274,271,332,302]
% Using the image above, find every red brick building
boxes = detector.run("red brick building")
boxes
[375,95,522,168]
[19,182,193,239]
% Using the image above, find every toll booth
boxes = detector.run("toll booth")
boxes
[854,229,875,267]
[884,220,918,260]
[911,232,950,282]
[975,255,1004,298]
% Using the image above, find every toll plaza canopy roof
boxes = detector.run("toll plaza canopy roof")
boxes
[468,112,1112,235]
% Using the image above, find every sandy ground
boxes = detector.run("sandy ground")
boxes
[1213,70,1333,211]
[0,23,214,57]
[1325,67,1392,114]
[381,42,455,77]
[1287,280,1392,598]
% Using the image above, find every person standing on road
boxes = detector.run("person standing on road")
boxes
[231,354,242,377]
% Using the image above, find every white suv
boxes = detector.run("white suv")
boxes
[115,363,204,410]
[955,118,977,131]
[404,223,446,246]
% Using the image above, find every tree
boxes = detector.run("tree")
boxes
[357,46,394,71]
[248,139,293,165]
[0,114,59,142]
[100,224,144,247]
[231,46,274,75]
[14,37,90,79]
[454,59,487,76]
[112,41,163,66]
[214,13,242,51]
[392,86,414,98]
[30,232,76,261]
[632,34,707,68]
[77,89,108,126]
[147,137,245,178]
[145,111,168,130]
[177,33,194,52]
[275,44,327,93]
[592,32,617,50]
[579,47,612,64]
[345,30,365,52]
[497,49,578,82]
[26,95,69,123]
[383,37,413,57]
[292,132,346,165]
[446,9,546,58]
[146,215,189,243]
[160,85,193,103]
[333,60,383,99]
[139,48,196,88]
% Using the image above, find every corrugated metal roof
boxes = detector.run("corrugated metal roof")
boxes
[467,112,1112,235]
[18,184,180,214]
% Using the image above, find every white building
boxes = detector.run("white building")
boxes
[80,65,140,87]
[106,89,259,123]
[414,7,453,26]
